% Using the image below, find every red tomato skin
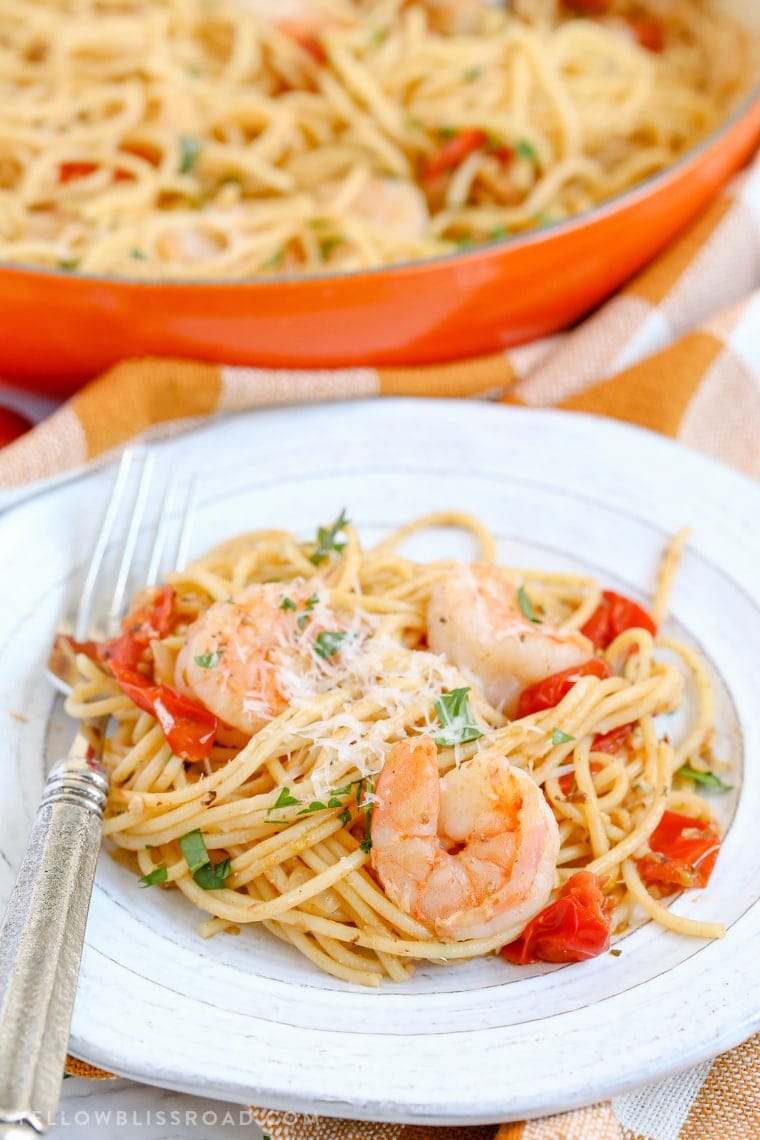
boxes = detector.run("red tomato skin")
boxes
[108,660,217,762]
[628,15,665,51]
[592,722,635,754]
[501,871,611,965]
[637,810,720,892]
[67,587,219,761]
[517,657,611,718]
[0,405,33,447]
[581,590,657,650]
[423,129,488,180]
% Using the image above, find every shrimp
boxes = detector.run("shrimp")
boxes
[427,563,594,717]
[175,579,344,734]
[370,735,559,941]
[343,176,430,242]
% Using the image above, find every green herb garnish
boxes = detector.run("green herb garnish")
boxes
[193,858,231,890]
[439,125,458,139]
[314,630,352,660]
[130,248,148,260]
[179,829,231,890]
[193,650,223,669]
[138,865,168,888]
[318,236,343,260]
[338,808,352,827]
[310,509,349,565]
[432,687,483,747]
[179,829,210,874]
[262,247,285,270]
[268,787,301,814]
[517,585,541,623]
[280,596,297,611]
[551,729,575,745]
[179,135,202,174]
[464,66,483,82]
[676,764,732,792]
[515,139,537,160]
[57,259,78,272]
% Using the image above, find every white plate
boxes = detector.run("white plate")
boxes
[1,400,759,1126]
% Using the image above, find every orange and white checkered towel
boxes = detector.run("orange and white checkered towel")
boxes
[4,149,760,1139]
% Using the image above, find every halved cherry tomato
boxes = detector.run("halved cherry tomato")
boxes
[67,586,219,761]
[107,658,217,762]
[627,14,665,52]
[562,0,610,13]
[637,810,720,892]
[558,761,601,796]
[0,405,33,447]
[423,129,488,181]
[59,161,99,183]
[581,590,657,650]
[592,722,635,754]
[517,657,611,718]
[501,871,611,964]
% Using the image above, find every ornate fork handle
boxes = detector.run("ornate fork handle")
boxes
[0,743,109,1138]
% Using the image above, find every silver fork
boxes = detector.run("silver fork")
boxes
[0,448,192,1140]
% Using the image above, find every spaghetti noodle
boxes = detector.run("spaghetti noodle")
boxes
[64,511,731,986]
[0,0,753,278]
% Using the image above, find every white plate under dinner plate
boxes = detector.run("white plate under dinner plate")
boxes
[1,400,759,1126]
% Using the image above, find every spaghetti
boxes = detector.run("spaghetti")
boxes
[64,511,731,987]
[0,0,753,278]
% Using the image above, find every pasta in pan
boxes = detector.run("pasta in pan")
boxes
[0,0,753,278]
[64,511,730,987]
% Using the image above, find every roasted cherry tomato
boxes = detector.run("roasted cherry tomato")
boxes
[423,129,488,180]
[637,810,720,892]
[591,722,635,754]
[107,659,217,762]
[501,871,611,964]
[66,586,219,761]
[517,657,611,718]
[627,14,665,51]
[581,590,657,650]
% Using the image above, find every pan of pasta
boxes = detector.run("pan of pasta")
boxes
[1,401,758,1122]
[1,0,759,391]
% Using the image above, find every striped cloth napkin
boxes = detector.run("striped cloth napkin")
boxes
[5,150,760,1138]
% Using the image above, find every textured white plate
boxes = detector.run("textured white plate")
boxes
[1,401,759,1126]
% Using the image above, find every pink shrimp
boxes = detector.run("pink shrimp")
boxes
[370,735,560,942]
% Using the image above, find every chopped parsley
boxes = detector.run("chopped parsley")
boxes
[130,248,148,260]
[319,235,343,260]
[676,764,732,792]
[138,865,168,888]
[179,829,210,874]
[268,787,301,814]
[357,777,374,853]
[280,596,297,612]
[57,259,78,272]
[179,829,231,890]
[310,509,349,565]
[432,687,483,747]
[439,125,458,139]
[193,650,223,669]
[464,66,483,82]
[193,858,231,890]
[551,729,575,745]
[179,134,202,175]
[314,630,352,660]
[515,139,537,161]
[517,585,542,623]
[262,247,285,270]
